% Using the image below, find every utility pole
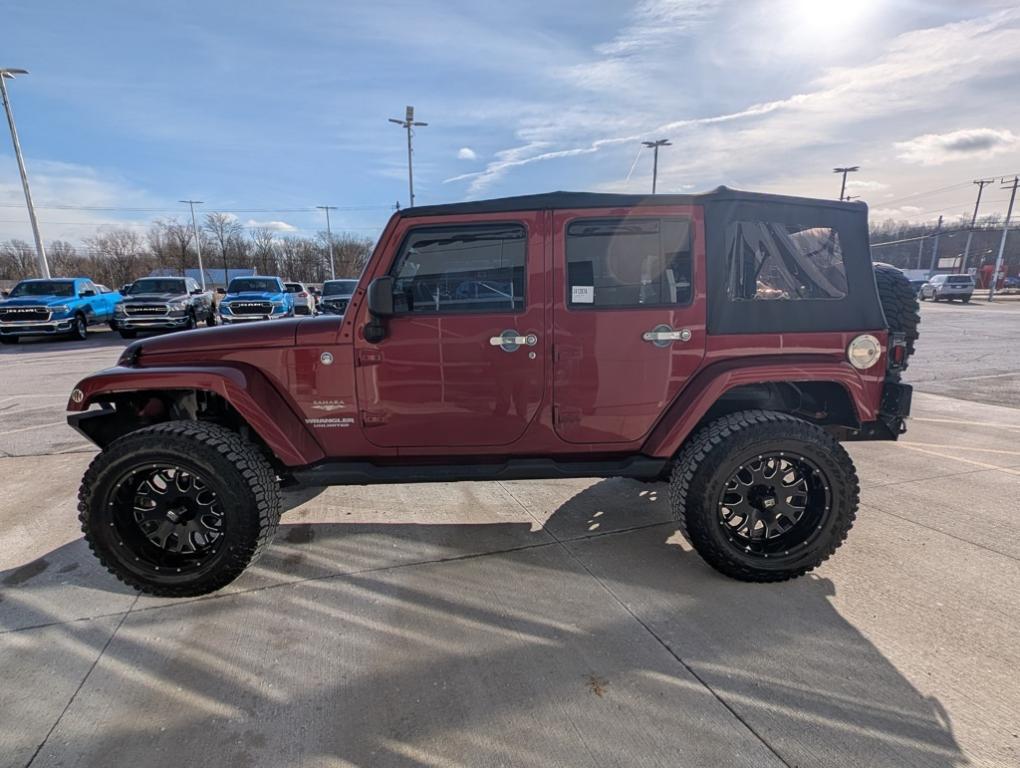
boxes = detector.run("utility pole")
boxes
[317,205,337,280]
[641,139,671,194]
[927,215,943,275]
[916,234,926,270]
[0,68,48,278]
[833,166,859,201]
[962,179,993,274]
[179,200,207,290]
[388,106,428,208]
[988,176,1018,302]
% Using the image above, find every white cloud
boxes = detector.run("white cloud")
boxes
[846,179,889,191]
[457,147,477,160]
[445,7,1020,198]
[243,219,295,231]
[894,128,1020,166]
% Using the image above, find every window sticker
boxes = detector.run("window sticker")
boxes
[571,285,595,304]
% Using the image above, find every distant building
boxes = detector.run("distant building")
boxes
[149,267,256,288]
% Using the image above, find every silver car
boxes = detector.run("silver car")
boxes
[919,274,974,302]
[284,282,316,315]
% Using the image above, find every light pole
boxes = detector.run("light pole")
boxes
[388,106,427,207]
[642,139,671,194]
[179,200,207,290]
[833,166,859,201]
[317,205,337,280]
[0,68,48,278]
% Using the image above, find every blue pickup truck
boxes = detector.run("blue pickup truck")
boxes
[0,277,121,344]
[217,276,295,324]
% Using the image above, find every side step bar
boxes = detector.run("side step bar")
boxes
[290,455,669,487]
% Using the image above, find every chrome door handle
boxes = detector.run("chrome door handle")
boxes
[489,330,538,352]
[642,325,692,347]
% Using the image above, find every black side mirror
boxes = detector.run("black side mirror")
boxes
[367,276,394,317]
[80,289,96,297]
[216,287,226,295]
[191,288,203,295]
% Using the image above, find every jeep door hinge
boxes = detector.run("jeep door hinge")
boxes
[357,348,382,366]
[360,410,387,427]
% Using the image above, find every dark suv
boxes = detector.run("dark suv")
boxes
[67,188,919,596]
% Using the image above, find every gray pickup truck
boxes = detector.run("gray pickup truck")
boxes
[114,276,216,338]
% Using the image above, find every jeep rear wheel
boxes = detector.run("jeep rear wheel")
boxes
[78,420,281,596]
[669,410,858,582]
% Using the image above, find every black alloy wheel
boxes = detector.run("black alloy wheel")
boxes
[717,452,830,558]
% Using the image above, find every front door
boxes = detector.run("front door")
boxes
[552,207,707,444]
[355,213,546,448]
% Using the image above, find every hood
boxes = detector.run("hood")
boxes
[0,295,78,307]
[121,292,189,303]
[131,316,301,358]
[223,291,285,301]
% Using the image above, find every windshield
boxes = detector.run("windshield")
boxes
[323,280,358,296]
[129,279,187,295]
[9,280,76,298]
[227,278,280,293]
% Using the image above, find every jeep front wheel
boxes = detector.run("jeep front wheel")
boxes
[78,421,281,596]
[669,410,858,582]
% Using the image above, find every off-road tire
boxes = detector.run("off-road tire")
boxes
[873,263,920,375]
[206,313,217,327]
[669,410,859,583]
[119,329,137,339]
[78,420,281,597]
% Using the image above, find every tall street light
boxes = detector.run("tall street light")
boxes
[642,139,671,194]
[317,205,337,280]
[179,200,207,291]
[833,166,859,201]
[0,68,49,278]
[389,106,427,208]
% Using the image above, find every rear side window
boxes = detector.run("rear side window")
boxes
[566,217,692,308]
[390,224,526,314]
[726,222,847,301]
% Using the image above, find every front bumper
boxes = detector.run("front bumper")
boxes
[115,315,190,330]
[220,312,291,324]
[0,318,74,337]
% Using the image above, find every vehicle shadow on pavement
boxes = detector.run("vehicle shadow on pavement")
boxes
[1,480,965,768]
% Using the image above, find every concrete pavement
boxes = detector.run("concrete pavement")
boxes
[2,392,1019,767]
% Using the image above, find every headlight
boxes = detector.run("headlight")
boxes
[114,303,126,315]
[847,334,882,370]
[50,305,71,314]
[167,301,187,311]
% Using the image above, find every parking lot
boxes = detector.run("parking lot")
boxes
[1,301,1018,767]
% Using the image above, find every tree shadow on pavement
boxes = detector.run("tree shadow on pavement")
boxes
[0,479,966,767]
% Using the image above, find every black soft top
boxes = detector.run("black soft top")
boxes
[399,187,867,218]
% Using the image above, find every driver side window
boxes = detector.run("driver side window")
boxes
[389,224,526,314]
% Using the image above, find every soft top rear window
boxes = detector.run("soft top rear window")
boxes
[726,222,847,301]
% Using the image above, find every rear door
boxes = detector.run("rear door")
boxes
[552,207,707,444]
[355,212,546,448]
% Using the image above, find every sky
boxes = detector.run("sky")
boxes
[3,0,1020,245]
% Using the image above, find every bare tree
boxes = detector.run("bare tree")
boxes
[250,228,277,275]
[83,228,152,288]
[0,239,39,280]
[204,212,243,281]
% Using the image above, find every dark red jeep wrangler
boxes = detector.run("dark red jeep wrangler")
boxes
[67,189,919,596]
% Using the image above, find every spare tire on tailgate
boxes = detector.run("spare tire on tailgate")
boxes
[873,263,920,376]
